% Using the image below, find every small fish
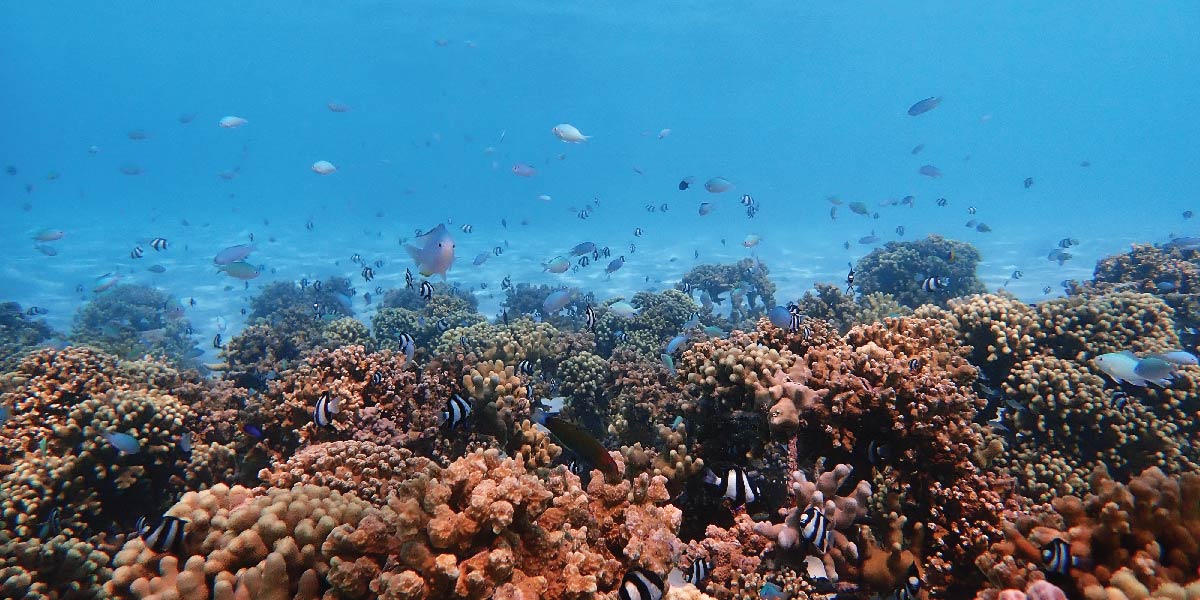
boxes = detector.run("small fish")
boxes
[660,203,669,212]
[606,256,626,275]
[743,234,761,248]
[405,268,414,289]
[179,431,193,454]
[1042,285,1052,294]
[634,227,644,237]
[1023,177,1034,189]
[921,276,948,292]
[442,393,473,428]
[306,219,315,231]
[848,201,869,216]
[895,225,905,236]
[907,96,942,116]
[150,237,168,251]
[584,304,597,332]
[704,177,734,193]
[243,424,264,438]
[1112,391,1131,410]
[25,306,48,316]
[614,330,629,343]
[420,280,434,301]
[859,232,879,244]
[703,467,760,505]
[218,116,248,129]
[311,160,337,175]
[885,563,922,600]
[662,353,676,374]
[919,165,943,178]
[797,505,832,553]
[38,508,62,538]
[493,245,504,256]
[34,244,57,256]
[103,431,142,455]
[361,266,375,282]
[1058,237,1079,248]
[218,261,260,280]
[1151,351,1199,366]
[512,162,537,177]
[976,223,993,233]
[460,224,474,233]
[911,143,925,154]
[212,333,223,349]
[746,204,759,218]
[618,568,665,600]
[1042,538,1082,575]
[1184,211,1194,220]
[435,317,450,333]
[397,332,416,363]
[130,245,144,259]
[1012,270,1024,280]
[678,176,695,191]
[759,582,787,600]
[936,197,949,207]
[518,359,536,376]
[138,515,189,553]
[147,264,166,273]
[313,393,338,427]
[552,123,590,143]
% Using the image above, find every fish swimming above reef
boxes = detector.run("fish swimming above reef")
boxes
[703,466,760,505]
[405,224,455,279]
[534,408,619,479]
[1094,351,1177,387]
[907,96,942,116]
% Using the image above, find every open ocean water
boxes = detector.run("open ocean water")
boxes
[2,3,1200,600]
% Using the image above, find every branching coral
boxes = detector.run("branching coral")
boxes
[855,235,987,308]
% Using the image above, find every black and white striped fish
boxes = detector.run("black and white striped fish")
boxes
[921,276,949,292]
[435,317,450,333]
[150,237,168,251]
[130,245,144,259]
[909,358,921,371]
[518,359,535,375]
[740,193,755,206]
[785,304,804,332]
[936,197,948,207]
[138,515,188,553]
[703,467,760,505]
[460,224,473,233]
[212,334,222,349]
[405,268,414,289]
[460,335,470,349]
[370,371,383,385]
[618,568,665,600]
[967,206,977,214]
[525,382,536,399]
[441,393,472,428]
[313,393,339,427]
[684,558,713,585]
[1042,538,1082,575]
[584,304,596,332]
[633,227,643,237]
[881,563,922,600]
[351,253,362,263]
[361,266,375,282]
[420,280,433,301]
[797,505,832,554]
[37,507,62,538]
[397,332,416,363]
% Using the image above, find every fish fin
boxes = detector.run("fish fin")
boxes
[1118,350,1138,358]
[701,468,719,486]
[404,245,421,263]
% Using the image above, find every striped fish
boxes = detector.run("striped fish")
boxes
[703,467,759,505]
[442,393,472,429]
[420,280,434,301]
[150,237,168,251]
[397,332,416,363]
[518,359,535,376]
[797,505,832,554]
[370,371,383,385]
[130,245,144,259]
[584,304,596,332]
[921,276,948,292]
[138,515,188,553]
[312,393,338,427]
[1042,538,1081,575]
[684,558,713,585]
[405,268,414,289]
[618,568,664,600]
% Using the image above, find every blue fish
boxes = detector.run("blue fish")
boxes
[1152,351,1199,366]
[103,432,141,455]
[243,424,264,438]
[666,334,690,354]
[661,353,676,375]
[759,582,788,600]
[907,96,942,116]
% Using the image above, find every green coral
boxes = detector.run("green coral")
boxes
[594,290,700,357]
[324,317,374,351]
[678,259,775,325]
[854,234,986,307]
[0,302,57,372]
[69,285,199,366]
[791,283,909,333]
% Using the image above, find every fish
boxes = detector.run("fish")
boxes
[658,128,671,139]
[218,116,248,128]
[609,301,638,318]
[473,252,490,266]
[179,431,193,454]
[704,177,733,193]
[119,164,144,175]
[570,242,596,256]
[327,101,350,112]
[911,143,925,154]
[361,267,375,282]
[759,582,787,600]
[703,467,760,504]
[1151,351,1199,366]
[921,276,949,292]
[740,194,755,206]
[518,360,536,376]
[213,333,223,349]
[243,424,264,438]
[397,332,416,363]
[544,289,573,313]
[967,206,977,214]
[533,409,619,478]
[419,280,434,301]
[312,393,338,427]
[634,227,645,236]
[1184,211,1194,220]
[38,508,62,539]
[441,394,473,429]
[1042,538,1083,575]
[1095,351,1174,387]
[659,203,669,212]
[405,224,455,279]
[976,223,993,233]
[218,262,260,280]
[552,124,590,143]
[859,232,880,244]
[1112,391,1131,410]
[1134,357,1176,382]
[918,165,943,178]
[584,304,597,332]
[511,163,537,177]
[1047,249,1072,265]
[697,202,714,216]
[848,201,869,216]
[666,334,690,355]
[661,353,676,374]
[579,256,591,267]
[797,505,832,553]
[618,568,665,600]
[685,559,713,585]
[544,256,570,273]
[907,96,942,116]
[614,330,629,343]
[0,405,9,426]
[895,225,906,236]
[1042,286,1052,294]
[678,176,695,190]
[901,196,915,207]
[103,431,142,455]
[34,244,57,256]
[606,256,626,275]
[25,306,48,316]
[1024,177,1034,189]
[214,244,255,265]
[138,515,189,553]
[150,237,168,251]
[311,160,337,175]
[743,234,761,248]
[1058,238,1079,248]
[129,245,144,259]
[460,224,473,233]
[1011,270,1024,280]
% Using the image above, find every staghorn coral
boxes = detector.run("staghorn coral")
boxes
[108,483,373,599]
[854,234,986,308]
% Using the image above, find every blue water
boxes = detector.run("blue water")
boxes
[3,2,1198,347]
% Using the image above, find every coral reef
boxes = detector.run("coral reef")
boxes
[790,283,910,333]
[854,235,987,307]
[678,259,776,324]
[0,301,58,372]
[69,285,199,366]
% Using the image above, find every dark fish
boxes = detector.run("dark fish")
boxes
[460,224,473,233]
[659,203,668,212]
[25,306,48,316]
[518,359,535,376]
[493,246,504,256]
[243,424,264,438]
[936,197,948,207]
[740,194,755,206]
[312,393,338,427]
[976,223,992,232]
[38,508,62,538]
[618,568,665,600]
[909,358,920,371]
[420,280,433,301]
[148,264,166,273]
[797,505,832,553]
[907,96,942,116]
[535,411,619,478]
[859,232,879,244]
[578,256,590,267]
[435,318,450,333]
[634,227,644,237]
[1042,538,1081,575]
[1012,270,1024,280]
[361,266,375,281]
[1058,238,1079,248]
[886,563,922,600]
[845,262,855,292]
[212,334,222,349]
[405,268,414,288]
[678,176,694,191]
[921,276,948,292]
[919,165,942,178]
[138,515,188,554]
[703,467,759,505]
[911,143,925,154]
[584,304,596,332]
[130,245,144,259]
[1184,211,1194,220]
[1023,177,1034,189]
[895,225,905,236]
[1042,285,1052,294]
[867,440,891,465]
[685,559,713,586]
[150,237,168,251]
[848,201,869,216]
[370,371,383,386]
[441,393,472,428]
